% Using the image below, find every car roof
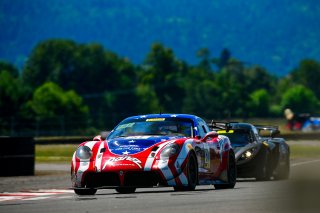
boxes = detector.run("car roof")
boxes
[209,122,254,131]
[125,113,201,121]
[228,122,254,130]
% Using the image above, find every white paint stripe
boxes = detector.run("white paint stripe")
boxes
[175,141,192,171]
[144,152,156,171]
[84,141,97,150]
[291,159,320,167]
[23,196,51,201]
[72,152,76,172]
[144,142,169,171]
[158,160,175,185]
[95,142,105,172]
[77,161,90,185]
[33,189,73,193]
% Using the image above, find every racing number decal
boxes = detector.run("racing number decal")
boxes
[203,143,210,169]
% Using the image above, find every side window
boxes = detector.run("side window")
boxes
[196,118,208,137]
[251,127,260,142]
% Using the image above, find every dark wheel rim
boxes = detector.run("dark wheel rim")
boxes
[228,153,236,184]
[188,154,197,186]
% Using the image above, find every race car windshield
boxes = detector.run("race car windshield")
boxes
[108,118,194,139]
[219,130,252,146]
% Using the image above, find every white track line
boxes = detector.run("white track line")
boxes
[0,189,73,202]
[291,159,320,167]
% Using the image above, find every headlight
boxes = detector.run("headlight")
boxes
[160,143,180,158]
[76,146,92,161]
[239,148,256,161]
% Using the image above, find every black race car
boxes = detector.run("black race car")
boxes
[208,122,290,180]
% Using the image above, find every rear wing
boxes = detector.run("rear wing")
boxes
[254,125,280,138]
[207,121,238,132]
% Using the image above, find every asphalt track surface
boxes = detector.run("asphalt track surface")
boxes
[1,148,320,212]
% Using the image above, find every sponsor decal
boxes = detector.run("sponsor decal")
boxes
[146,118,165,121]
[103,156,142,169]
[217,130,234,134]
[204,143,210,169]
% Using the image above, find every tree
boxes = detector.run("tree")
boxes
[135,84,160,114]
[0,71,25,118]
[196,48,212,71]
[22,39,78,90]
[27,82,89,130]
[244,66,275,94]
[141,43,186,113]
[291,59,320,99]
[281,85,319,114]
[182,67,220,118]
[212,48,231,71]
[214,58,248,117]
[247,89,270,117]
[0,60,19,77]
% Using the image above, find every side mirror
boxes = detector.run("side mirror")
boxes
[271,129,280,138]
[201,131,218,142]
[93,135,102,141]
[100,131,110,140]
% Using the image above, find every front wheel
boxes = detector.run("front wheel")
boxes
[74,188,97,195]
[174,152,198,191]
[274,156,290,180]
[255,150,272,181]
[115,187,136,194]
[214,151,237,189]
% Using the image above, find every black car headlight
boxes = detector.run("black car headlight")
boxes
[160,143,180,158]
[76,146,92,161]
[239,148,256,161]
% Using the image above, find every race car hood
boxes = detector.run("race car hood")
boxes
[231,143,248,153]
[107,135,182,155]
[232,142,258,155]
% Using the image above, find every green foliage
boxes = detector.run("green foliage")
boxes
[22,39,78,90]
[0,61,19,77]
[291,59,320,99]
[135,84,160,113]
[247,89,270,117]
[212,48,231,71]
[281,85,319,114]
[27,82,89,122]
[214,60,248,117]
[182,67,220,117]
[142,43,186,113]
[0,71,25,117]
[2,37,320,135]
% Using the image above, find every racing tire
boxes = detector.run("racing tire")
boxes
[255,150,272,181]
[214,151,237,189]
[74,188,97,195]
[274,157,290,180]
[115,187,136,194]
[173,152,198,191]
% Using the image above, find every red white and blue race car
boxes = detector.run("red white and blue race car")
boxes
[71,114,236,195]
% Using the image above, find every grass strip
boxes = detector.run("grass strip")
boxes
[36,143,320,163]
[36,144,77,163]
[290,144,320,159]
